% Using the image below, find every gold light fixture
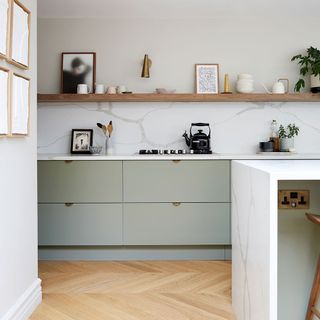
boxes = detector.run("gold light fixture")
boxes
[141,54,152,78]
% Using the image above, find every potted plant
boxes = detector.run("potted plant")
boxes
[278,123,300,151]
[291,46,320,92]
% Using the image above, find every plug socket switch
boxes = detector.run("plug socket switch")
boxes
[278,190,310,209]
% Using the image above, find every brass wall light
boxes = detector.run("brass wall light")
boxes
[141,54,152,78]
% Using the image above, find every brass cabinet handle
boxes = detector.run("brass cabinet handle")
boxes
[65,203,74,207]
[172,202,181,207]
[64,160,73,164]
[172,160,181,163]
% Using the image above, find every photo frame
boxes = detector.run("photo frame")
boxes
[70,129,93,154]
[61,52,96,93]
[9,0,31,69]
[0,67,10,136]
[0,0,10,59]
[195,64,219,94]
[11,73,30,136]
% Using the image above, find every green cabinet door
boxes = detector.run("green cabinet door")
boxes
[123,203,230,245]
[38,203,123,245]
[38,161,122,203]
[123,160,230,202]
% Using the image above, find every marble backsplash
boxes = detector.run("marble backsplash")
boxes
[37,101,320,155]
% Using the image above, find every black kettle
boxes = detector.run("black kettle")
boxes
[182,123,212,154]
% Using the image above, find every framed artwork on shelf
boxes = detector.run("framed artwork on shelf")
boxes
[70,129,93,154]
[9,0,31,69]
[11,73,30,136]
[0,67,10,136]
[195,64,219,94]
[0,0,10,59]
[61,52,96,93]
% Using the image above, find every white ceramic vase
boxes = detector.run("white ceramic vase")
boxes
[280,138,294,152]
[310,75,320,92]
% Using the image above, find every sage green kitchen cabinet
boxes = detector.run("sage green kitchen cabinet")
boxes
[38,161,122,203]
[123,160,230,203]
[38,203,123,245]
[123,203,230,245]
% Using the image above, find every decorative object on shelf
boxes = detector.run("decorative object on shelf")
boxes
[269,119,280,152]
[11,73,30,136]
[272,78,289,94]
[116,85,127,94]
[236,74,254,93]
[97,121,114,155]
[155,88,176,94]
[9,0,31,69]
[61,52,96,94]
[95,84,105,94]
[77,83,90,94]
[278,123,300,152]
[259,141,274,152]
[291,46,320,93]
[221,74,232,94]
[106,86,116,94]
[141,54,152,78]
[0,67,9,136]
[0,0,10,59]
[89,146,102,155]
[195,64,219,94]
[70,129,93,154]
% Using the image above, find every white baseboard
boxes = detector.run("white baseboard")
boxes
[2,278,42,320]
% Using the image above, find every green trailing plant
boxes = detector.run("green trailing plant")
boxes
[278,123,300,139]
[291,46,320,92]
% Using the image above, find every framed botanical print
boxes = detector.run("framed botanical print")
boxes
[195,64,219,94]
[70,129,93,154]
[10,0,31,69]
[11,73,30,136]
[61,52,96,93]
[0,0,10,59]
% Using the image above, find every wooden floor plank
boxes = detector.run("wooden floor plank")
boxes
[30,261,235,320]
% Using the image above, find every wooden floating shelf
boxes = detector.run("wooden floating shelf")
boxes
[37,93,320,103]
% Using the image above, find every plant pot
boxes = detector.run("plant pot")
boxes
[280,138,294,152]
[310,75,320,93]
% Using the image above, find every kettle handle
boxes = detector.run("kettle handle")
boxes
[277,78,289,93]
[190,123,211,138]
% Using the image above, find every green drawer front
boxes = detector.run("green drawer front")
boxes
[38,203,123,245]
[123,203,230,245]
[38,161,122,203]
[123,160,230,202]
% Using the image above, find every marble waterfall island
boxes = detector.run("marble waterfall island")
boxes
[232,160,320,320]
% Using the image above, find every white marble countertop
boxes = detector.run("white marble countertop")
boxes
[234,159,320,179]
[37,153,320,161]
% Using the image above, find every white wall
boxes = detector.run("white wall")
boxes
[37,17,320,154]
[0,0,40,319]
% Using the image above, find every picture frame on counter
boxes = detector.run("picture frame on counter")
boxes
[11,73,30,136]
[0,67,10,136]
[0,0,10,59]
[9,0,31,69]
[61,52,96,94]
[195,64,219,94]
[70,129,93,154]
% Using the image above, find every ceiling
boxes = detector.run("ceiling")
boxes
[38,0,320,19]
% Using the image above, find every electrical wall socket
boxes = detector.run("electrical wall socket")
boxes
[278,190,310,209]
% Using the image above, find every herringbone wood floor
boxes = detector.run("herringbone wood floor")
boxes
[30,261,234,320]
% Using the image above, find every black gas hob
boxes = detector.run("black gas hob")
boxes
[138,149,212,155]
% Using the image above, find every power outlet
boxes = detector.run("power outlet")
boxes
[278,190,310,209]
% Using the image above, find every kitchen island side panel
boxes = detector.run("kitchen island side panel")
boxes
[232,161,277,320]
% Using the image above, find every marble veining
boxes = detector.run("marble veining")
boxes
[38,101,320,154]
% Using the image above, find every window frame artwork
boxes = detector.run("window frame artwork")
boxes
[9,0,31,69]
[0,0,11,59]
[11,72,30,136]
[0,67,10,136]
[195,64,219,94]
